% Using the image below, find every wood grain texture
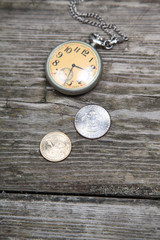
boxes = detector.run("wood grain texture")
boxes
[0,0,160,197]
[0,193,160,240]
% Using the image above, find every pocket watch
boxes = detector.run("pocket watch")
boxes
[45,0,128,96]
[45,40,102,95]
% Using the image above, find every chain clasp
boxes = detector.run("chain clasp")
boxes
[90,34,120,50]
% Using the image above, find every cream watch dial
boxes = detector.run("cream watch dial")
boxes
[45,41,102,95]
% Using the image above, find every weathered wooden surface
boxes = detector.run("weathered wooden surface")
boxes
[0,0,160,239]
[0,0,160,198]
[0,193,160,240]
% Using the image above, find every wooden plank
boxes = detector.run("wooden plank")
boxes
[0,0,160,197]
[0,193,160,240]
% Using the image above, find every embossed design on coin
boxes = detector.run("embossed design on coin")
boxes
[40,131,72,162]
[75,105,111,139]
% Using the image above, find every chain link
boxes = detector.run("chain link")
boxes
[69,0,128,49]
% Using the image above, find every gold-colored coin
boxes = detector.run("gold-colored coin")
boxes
[40,131,72,162]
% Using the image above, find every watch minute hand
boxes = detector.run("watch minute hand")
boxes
[66,66,74,81]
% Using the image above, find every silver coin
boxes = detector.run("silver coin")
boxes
[75,105,111,139]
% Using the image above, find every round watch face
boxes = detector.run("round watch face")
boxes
[45,41,102,95]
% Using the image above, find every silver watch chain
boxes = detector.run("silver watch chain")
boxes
[69,0,128,49]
